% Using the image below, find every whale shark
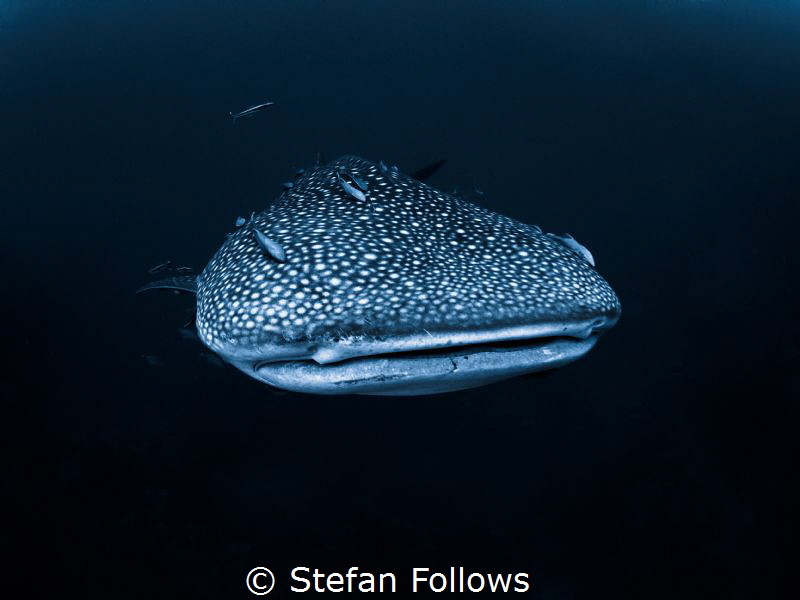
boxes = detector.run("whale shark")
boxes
[141,155,620,395]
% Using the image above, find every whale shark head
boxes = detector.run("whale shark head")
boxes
[194,156,620,395]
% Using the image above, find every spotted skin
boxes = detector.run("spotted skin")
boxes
[196,156,620,361]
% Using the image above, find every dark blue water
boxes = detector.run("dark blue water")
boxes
[3,1,795,597]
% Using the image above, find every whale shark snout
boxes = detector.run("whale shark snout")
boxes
[192,155,620,395]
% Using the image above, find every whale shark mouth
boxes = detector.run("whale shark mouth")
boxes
[247,335,598,396]
[223,317,616,396]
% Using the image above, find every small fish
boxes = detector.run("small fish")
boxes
[229,102,275,122]
[474,188,484,196]
[409,159,446,182]
[379,161,388,173]
[235,216,247,227]
[199,352,226,368]
[547,233,595,267]
[183,308,197,327]
[282,181,294,190]
[252,226,286,262]
[178,328,199,341]
[147,260,173,274]
[294,168,305,178]
[136,275,198,294]
[175,266,194,273]
[141,354,165,368]
[349,173,368,191]
[337,171,367,202]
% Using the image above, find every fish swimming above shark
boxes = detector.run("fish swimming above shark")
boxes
[140,155,620,396]
[229,101,275,122]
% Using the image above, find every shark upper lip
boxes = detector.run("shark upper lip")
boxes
[307,317,614,365]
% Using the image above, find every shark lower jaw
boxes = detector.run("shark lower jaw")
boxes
[213,316,617,396]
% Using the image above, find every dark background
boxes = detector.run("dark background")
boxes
[2,1,795,597]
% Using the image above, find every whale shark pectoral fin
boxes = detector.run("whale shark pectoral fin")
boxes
[410,159,447,182]
[136,275,198,294]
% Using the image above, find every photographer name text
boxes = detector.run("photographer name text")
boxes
[247,566,530,594]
